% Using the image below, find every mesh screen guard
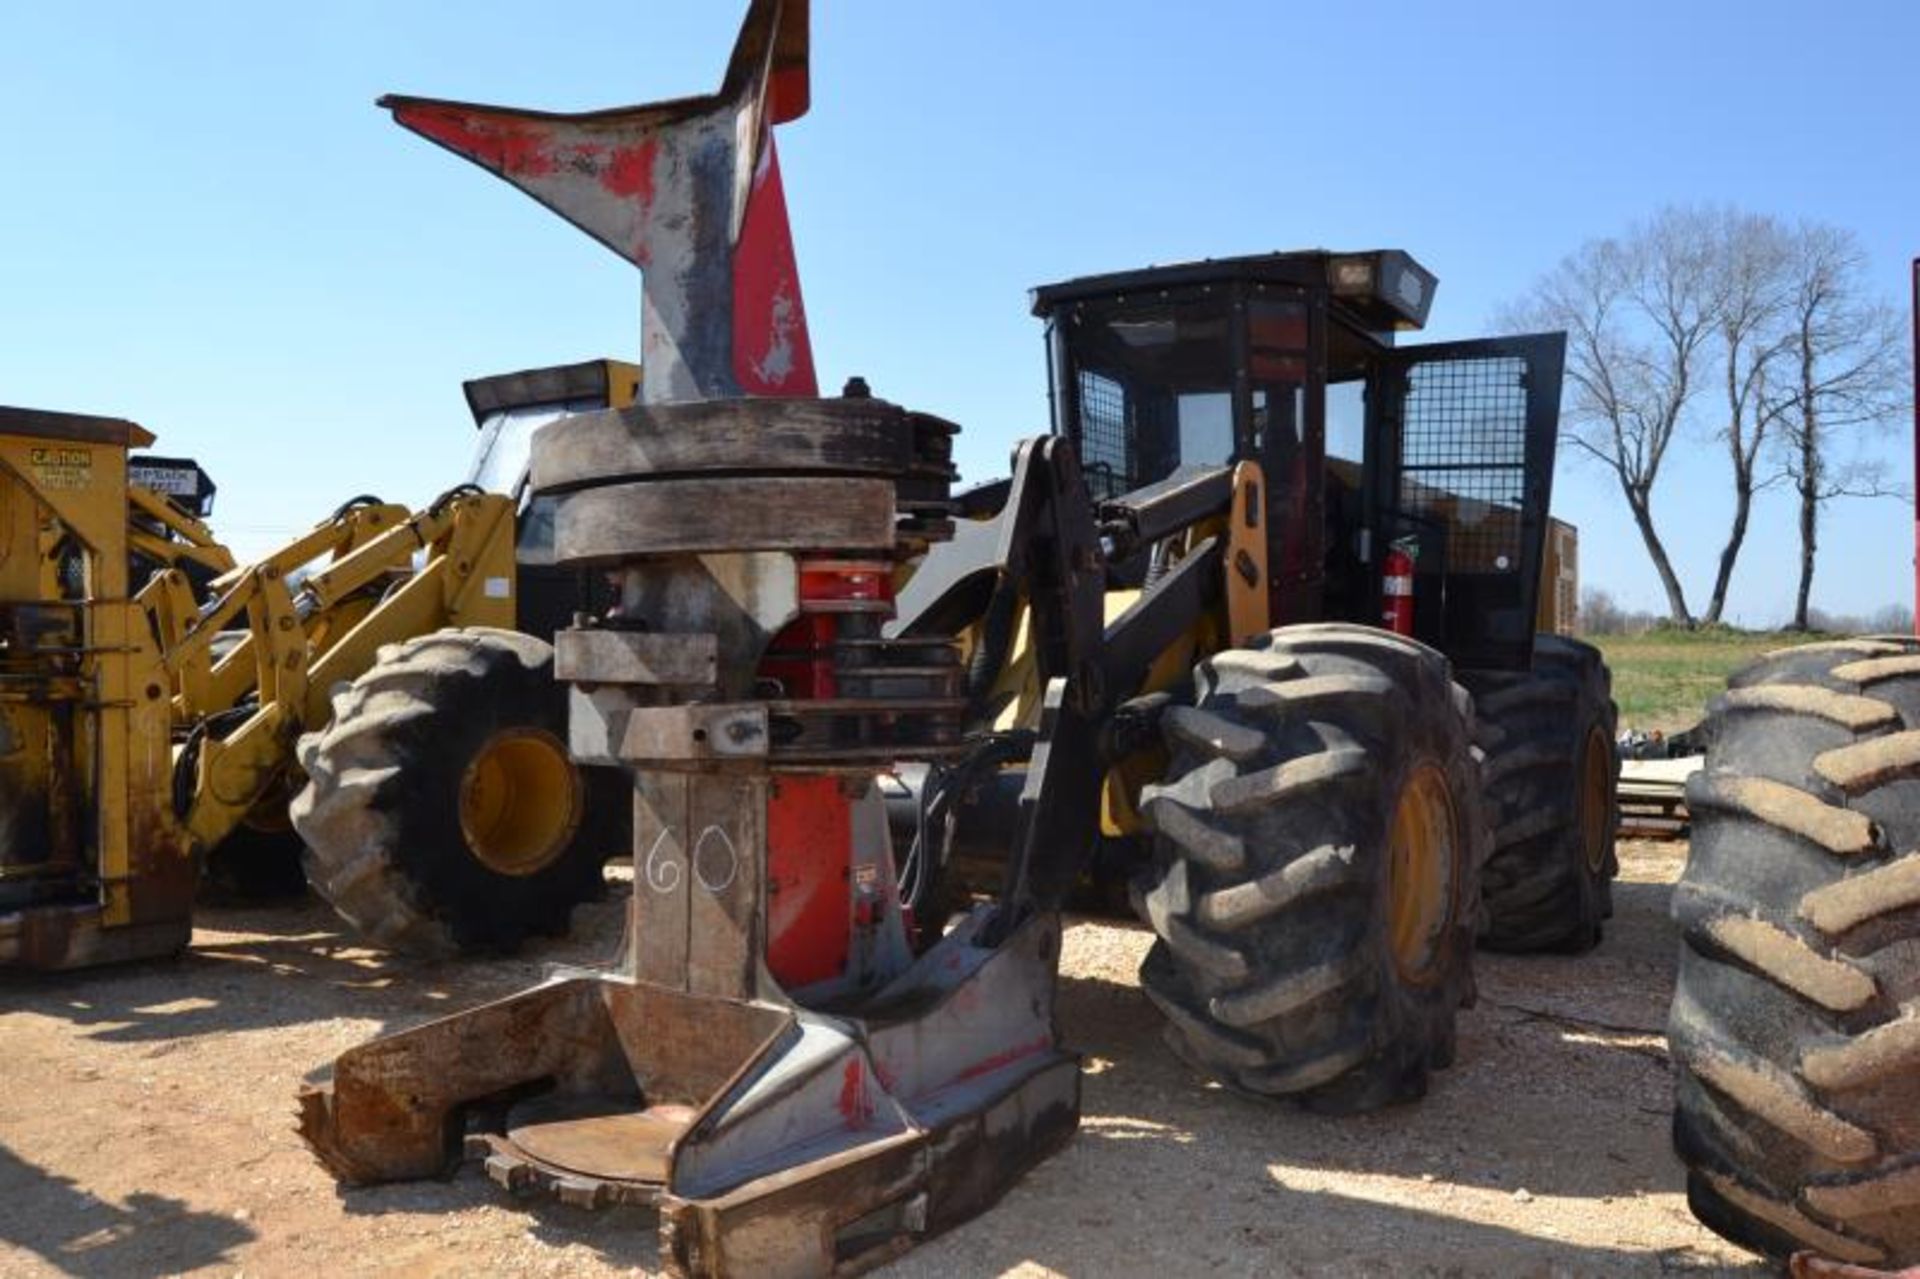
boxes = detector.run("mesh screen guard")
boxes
[1396,356,1530,574]
[1077,370,1134,500]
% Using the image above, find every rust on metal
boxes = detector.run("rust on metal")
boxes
[379,0,816,405]
[507,1102,699,1184]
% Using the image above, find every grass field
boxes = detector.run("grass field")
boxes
[1590,627,1833,732]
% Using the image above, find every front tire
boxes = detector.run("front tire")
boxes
[1136,624,1488,1111]
[291,628,622,955]
[1670,637,1920,1267]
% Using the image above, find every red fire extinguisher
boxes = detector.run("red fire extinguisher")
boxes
[1382,539,1417,636]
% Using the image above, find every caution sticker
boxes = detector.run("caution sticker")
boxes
[29,447,93,490]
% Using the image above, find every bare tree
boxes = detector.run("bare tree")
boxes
[1869,602,1917,636]
[1506,208,1721,626]
[1579,587,1626,636]
[1511,210,1906,631]
[1701,211,1795,625]
[1578,586,1662,637]
[1772,224,1910,630]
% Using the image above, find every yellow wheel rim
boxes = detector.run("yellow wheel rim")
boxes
[458,728,583,877]
[1388,763,1458,986]
[1580,724,1612,875]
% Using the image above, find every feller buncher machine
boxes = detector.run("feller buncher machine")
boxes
[300,2,1620,1272]
[0,365,634,969]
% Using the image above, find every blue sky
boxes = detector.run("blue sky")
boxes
[3,1,1915,625]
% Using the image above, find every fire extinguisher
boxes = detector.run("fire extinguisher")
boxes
[1382,538,1417,636]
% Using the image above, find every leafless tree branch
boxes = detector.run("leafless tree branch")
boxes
[1506,209,1909,631]
[1770,223,1914,629]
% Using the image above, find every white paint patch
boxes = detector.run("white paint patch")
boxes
[750,284,798,387]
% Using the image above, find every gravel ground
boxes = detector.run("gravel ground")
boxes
[0,841,1765,1278]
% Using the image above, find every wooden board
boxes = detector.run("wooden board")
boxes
[1618,756,1700,839]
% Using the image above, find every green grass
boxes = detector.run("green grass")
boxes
[1591,627,1835,732]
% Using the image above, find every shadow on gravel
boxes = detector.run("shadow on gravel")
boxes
[524,1195,664,1271]
[0,921,465,1045]
[1046,936,1682,1198]
[0,1141,253,1278]
[905,864,1748,1276]
[1611,875,1681,922]
[0,887,632,1049]
[322,1166,666,1272]
[912,1170,1764,1278]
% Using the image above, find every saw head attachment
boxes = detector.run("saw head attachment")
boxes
[302,9,1084,1275]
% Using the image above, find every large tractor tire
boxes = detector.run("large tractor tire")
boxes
[1135,623,1488,1112]
[1670,637,1920,1267]
[1463,635,1620,953]
[291,628,621,955]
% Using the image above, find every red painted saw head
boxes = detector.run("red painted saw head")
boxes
[380,0,816,405]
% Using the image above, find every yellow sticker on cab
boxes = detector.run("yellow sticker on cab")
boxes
[29,447,92,490]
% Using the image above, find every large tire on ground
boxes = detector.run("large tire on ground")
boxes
[1134,623,1489,1112]
[1669,636,1920,1268]
[291,628,622,955]
[1462,635,1620,953]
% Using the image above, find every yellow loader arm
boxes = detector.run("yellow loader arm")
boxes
[138,488,518,852]
[127,483,235,584]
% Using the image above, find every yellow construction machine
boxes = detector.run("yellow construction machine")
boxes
[0,359,637,969]
[0,407,199,967]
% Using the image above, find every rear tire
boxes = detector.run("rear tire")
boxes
[291,628,623,955]
[1463,635,1620,953]
[1136,623,1487,1111]
[1669,636,1920,1267]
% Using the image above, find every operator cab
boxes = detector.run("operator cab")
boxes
[1030,251,1563,670]
[459,358,640,638]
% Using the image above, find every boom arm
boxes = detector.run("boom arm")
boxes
[142,491,518,851]
[128,484,235,585]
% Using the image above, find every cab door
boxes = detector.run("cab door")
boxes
[1365,333,1566,671]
